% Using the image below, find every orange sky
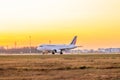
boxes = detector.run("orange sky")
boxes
[0,0,120,49]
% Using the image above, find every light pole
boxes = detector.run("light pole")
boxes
[14,41,17,49]
[29,36,31,53]
[49,40,51,44]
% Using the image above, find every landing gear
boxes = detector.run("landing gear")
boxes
[42,52,45,54]
[51,50,63,55]
[52,51,55,54]
[60,51,63,54]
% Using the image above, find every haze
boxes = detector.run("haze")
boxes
[0,0,120,49]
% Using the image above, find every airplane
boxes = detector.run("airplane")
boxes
[37,36,80,54]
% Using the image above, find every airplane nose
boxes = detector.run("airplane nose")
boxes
[37,47,40,50]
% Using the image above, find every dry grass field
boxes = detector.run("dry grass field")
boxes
[0,54,120,80]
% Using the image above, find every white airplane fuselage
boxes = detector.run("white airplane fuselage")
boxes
[37,36,78,54]
[37,44,77,51]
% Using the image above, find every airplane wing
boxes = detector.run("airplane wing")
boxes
[76,46,83,47]
[60,46,83,51]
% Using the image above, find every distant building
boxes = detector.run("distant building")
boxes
[98,48,120,53]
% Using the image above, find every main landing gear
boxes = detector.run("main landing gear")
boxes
[52,50,63,55]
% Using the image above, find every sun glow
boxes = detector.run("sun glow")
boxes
[0,0,120,49]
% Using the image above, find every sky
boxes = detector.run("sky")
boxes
[0,0,120,49]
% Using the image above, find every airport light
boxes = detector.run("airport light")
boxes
[14,41,17,49]
[29,36,31,53]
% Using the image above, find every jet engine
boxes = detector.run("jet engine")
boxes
[54,49,61,53]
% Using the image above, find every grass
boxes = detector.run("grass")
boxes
[0,54,120,80]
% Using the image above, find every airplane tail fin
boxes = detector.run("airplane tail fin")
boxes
[70,36,77,45]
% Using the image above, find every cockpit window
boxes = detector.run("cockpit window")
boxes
[39,46,43,47]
